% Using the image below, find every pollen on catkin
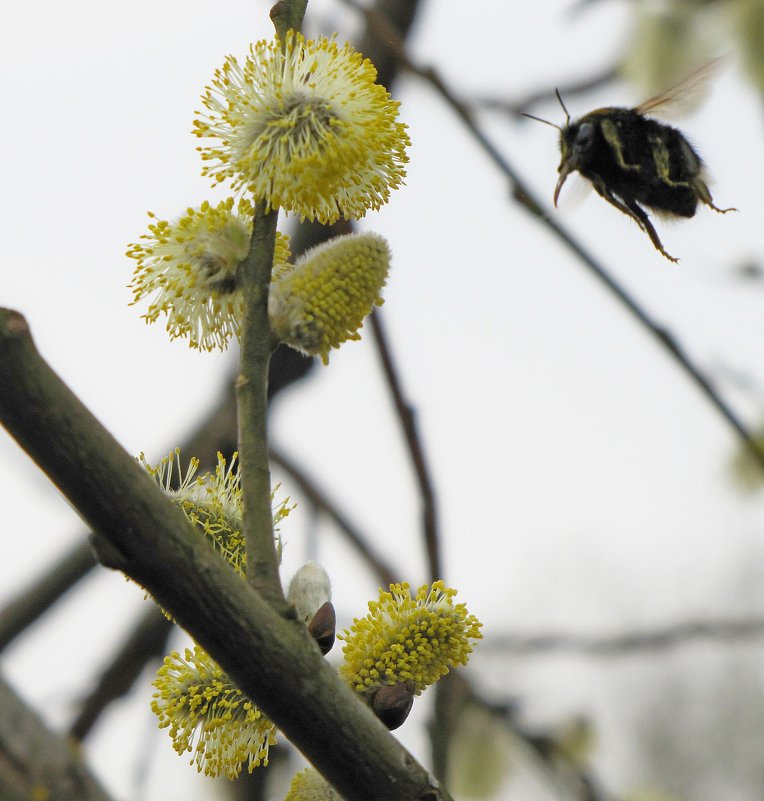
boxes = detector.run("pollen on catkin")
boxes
[151,646,277,779]
[338,581,483,697]
[268,232,391,364]
[193,32,410,223]
[127,198,291,351]
[139,449,290,576]
[284,768,342,801]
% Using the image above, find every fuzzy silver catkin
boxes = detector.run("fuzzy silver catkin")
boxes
[287,562,332,623]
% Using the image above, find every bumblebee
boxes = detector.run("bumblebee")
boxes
[524,62,736,262]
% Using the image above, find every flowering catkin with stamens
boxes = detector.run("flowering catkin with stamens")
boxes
[339,581,483,696]
[269,232,390,364]
[140,449,290,576]
[152,646,276,779]
[127,198,291,351]
[193,32,410,223]
[284,768,342,801]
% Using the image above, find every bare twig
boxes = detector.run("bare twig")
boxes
[341,0,764,475]
[484,616,764,656]
[368,309,452,782]
[237,202,285,608]
[479,63,619,119]
[0,541,96,653]
[270,0,308,38]
[69,605,173,741]
[369,310,441,581]
[270,445,400,587]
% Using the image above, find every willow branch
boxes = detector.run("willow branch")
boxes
[236,202,285,608]
[270,0,308,39]
[235,0,310,609]
[0,671,114,801]
[0,378,237,655]
[0,308,448,801]
[344,0,764,474]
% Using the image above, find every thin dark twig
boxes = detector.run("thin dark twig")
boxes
[0,541,96,653]
[69,605,173,741]
[369,310,441,582]
[484,616,764,656]
[479,63,619,119]
[341,0,764,475]
[269,445,400,587]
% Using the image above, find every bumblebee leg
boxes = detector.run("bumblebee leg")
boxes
[589,179,644,225]
[624,200,679,263]
[591,181,650,232]
[591,179,678,262]
[656,142,738,214]
[695,180,737,214]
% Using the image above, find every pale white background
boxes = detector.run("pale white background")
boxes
[2,0,764,798]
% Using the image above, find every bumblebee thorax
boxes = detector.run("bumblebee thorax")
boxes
[558,107,635,171]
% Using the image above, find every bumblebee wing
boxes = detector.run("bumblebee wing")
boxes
[558,169,594,208]
[633,56,727,119]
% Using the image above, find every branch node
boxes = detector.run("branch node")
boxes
[88,532,130,572]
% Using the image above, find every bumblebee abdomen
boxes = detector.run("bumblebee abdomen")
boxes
[640,119,704,216]
[641,182,698,217]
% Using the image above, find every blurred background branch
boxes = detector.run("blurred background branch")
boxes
[0,672,114,801]
[485,615,764,656]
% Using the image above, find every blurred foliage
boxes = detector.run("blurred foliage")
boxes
[446,705,513,799]
[728,423,764,493]
[552,715,597,767]
[624,788,684,801]
[731,0,764,91]
[620,1,717,98]
[617,0,764,97]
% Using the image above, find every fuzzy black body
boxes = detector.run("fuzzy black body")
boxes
[523,60,737,261]
[549,104,735,261]
[560,107,705,218]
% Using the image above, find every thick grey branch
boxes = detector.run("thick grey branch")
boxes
[0,308,445,801]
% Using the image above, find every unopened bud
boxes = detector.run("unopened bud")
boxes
[287,562,332,623]
[308,601,336,655]
[370,682,415,730]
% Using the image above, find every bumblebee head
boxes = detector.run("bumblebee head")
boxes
[522,90,581,207]
[555,119,597,206]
